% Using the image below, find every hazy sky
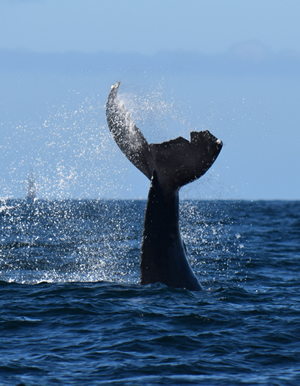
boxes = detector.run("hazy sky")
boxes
[1,0,300,55]
[0,1,299,200]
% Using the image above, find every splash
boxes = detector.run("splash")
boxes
[117,81,185,144]
[0,199,142,285]
[180,200,248,288]
[0,92,120,199]
[0,83,235,286]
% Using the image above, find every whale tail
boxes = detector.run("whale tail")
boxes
[106,82,222,191]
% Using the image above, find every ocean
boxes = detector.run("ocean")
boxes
[0,199,299,385]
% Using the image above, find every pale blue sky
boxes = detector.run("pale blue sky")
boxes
[0,1,299,200]
[1,0,300,55]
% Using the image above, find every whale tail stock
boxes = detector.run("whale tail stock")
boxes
[106,82,223,192]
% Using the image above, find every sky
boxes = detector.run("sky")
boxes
[0,0,299,200]
[1,0,300,55]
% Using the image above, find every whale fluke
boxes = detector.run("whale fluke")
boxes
[106,82,222,193]
[106,82,222,290]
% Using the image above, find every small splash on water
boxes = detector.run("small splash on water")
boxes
[0,199,142,285]
[180,201,248,288]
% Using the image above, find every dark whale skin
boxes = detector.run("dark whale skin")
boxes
[106,82,222,291]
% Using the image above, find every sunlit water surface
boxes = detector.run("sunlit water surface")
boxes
[0,199,299,385]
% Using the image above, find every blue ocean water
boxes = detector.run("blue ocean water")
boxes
[0,199,299,385]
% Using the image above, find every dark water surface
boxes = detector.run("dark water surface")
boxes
[0,200,299,385]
